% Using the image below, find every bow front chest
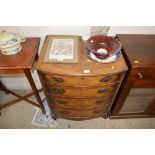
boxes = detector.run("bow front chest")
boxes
[37,35,128,120]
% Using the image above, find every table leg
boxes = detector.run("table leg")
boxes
[24,69,45,114]
[0,80,9,94]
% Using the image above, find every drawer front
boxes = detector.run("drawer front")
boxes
[47,95,111,109]
[129,68,155,87]
[40,72,121,86]
[53,107,107,118]
[43,84,118,98]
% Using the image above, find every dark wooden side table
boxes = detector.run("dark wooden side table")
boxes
[0,37,45,114]
[110,34,155,118]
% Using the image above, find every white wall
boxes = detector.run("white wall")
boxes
[1,26,155,89]
[109,26,155,35]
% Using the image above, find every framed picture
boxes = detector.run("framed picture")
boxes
[43,35,79,63]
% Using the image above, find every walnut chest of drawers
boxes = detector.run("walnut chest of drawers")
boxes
[37,35,128,120]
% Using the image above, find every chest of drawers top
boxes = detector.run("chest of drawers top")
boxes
[37,35,128,76]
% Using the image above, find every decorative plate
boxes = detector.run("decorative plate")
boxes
[87,50,121,63]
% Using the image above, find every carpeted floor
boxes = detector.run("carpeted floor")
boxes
[0,90,155,129]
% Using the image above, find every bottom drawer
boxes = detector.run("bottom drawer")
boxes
[47,94,111,109]
[52,107,107,119]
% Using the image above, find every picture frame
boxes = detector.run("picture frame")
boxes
[43,35,79,63]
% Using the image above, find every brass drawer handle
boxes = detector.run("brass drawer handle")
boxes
[58,110,69,114]
[96,100,104,104]
[138,73,143,79]
[100,76,112,83]
[98,88,108,94]
[93,109,104,114]
[53,88,65,95]
[56,100,67,105]
[52,77,64,83]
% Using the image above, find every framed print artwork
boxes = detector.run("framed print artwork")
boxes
[43,35,79,63]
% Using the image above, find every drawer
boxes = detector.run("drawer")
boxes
[47,95,111,109]
[40,72,121,86]
[43,83,118,98]
[53,107,107,118]
[129,68,155,87]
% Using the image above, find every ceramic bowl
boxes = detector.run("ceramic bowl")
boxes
[86,36,122,60]
[0,31,25,55]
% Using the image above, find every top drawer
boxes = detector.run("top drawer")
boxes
[129,68,155,87]
[39,72,122,86]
